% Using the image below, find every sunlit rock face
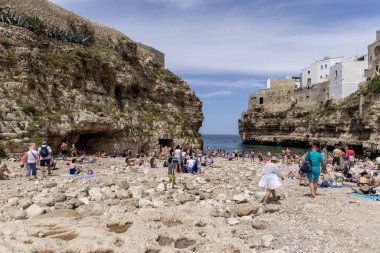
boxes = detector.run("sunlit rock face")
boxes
[0,0,203,153]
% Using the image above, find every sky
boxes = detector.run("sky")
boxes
[50,0,380,134]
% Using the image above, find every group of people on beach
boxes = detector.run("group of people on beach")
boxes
[2,139,380,207]
[204,144,380,204]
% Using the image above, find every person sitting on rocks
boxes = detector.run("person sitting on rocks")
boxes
[351,171,376,195]
[0,159,11,180]
[259,156,284,204]
[371,172,380,192]
[318,168,331,187]
[333,168,344,187]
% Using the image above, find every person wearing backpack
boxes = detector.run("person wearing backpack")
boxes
[38,141,53,178]
[302,144,325,199]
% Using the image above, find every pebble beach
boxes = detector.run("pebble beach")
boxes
[1,158,379,253]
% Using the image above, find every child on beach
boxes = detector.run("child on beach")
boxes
[259,156,284,204]
[167,160,176,188]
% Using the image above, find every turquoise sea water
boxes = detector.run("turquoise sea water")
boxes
[202,134,307,155]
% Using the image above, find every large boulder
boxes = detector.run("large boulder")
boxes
[236,203,259,217]
[232,194,249,203]
[26,204,45,218]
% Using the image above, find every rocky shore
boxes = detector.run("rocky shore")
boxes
[239,91,380,156]
[1,158,379,253]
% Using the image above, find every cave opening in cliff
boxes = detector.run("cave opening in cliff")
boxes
[75,132,115,154]
[159,139,174,148]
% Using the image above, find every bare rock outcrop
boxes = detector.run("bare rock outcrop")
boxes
[239,89,380,155]
[0,0,203,154]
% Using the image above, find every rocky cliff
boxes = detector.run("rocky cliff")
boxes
[0,0,203,154]
[239,83,380,156]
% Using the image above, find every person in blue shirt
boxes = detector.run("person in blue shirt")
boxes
[303,144,325,199]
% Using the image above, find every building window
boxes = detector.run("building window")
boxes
[323,89,325,92]
[325,74,328,77]
[308,70,310,74]
[307,96,309,99]
[320,76,322,79]
[320,65,323,70]
[259,97,264,104]
[335,70,338,79]
[325,64,327,69]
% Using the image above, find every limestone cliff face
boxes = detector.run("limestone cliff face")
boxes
[239,90,380,155]
[0,0,203,153]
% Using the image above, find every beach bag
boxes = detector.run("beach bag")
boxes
[22,152,28,164]
[40,146,49,158]
[300,152,312,174]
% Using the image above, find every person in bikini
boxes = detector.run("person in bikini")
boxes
[351,171,376,195]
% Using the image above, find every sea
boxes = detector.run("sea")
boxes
[202,134,307,155]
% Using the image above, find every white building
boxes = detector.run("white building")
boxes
[301,56,343,87]
[329,55,368,99]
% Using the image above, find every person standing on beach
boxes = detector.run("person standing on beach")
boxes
[38,141,53,177]
[25,144,39,180]
[303,144,325,199]
[250,149,255,162]
[174,145,182,173]
[259,156,284,204]
[71,144,78,157]
[60,141,68,160]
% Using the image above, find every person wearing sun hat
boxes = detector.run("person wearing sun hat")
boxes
[258,155,284,204]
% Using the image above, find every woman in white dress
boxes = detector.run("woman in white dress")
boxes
[259,156,284,204]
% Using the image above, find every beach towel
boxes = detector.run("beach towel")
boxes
[83,161,96,164]
[54,157,63,160]
[60,173,99,179]
[350,192,380,201]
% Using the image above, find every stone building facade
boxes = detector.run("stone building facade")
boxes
[367,30,380,80]
[248,78,329,113]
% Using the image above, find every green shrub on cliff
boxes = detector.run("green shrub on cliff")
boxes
[0,144,6,158]
[27,74,36,89]
[21,103,37,115]
[367,76,380,94]
[0,144,7,158]
[0,8,94,46]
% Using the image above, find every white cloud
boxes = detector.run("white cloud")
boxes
[141,0,202,9]
[199,90,232,98]
[187,78,266,89]
[121,9,376,76]
[49,1,378,76]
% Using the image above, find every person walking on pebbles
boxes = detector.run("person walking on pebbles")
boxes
[259,156,284,204]
[302,143,325,199]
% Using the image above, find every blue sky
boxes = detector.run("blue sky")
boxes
[51,0,380,134]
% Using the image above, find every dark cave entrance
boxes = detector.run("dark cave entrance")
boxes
[159,139,174,148]
[75,132,113,154]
